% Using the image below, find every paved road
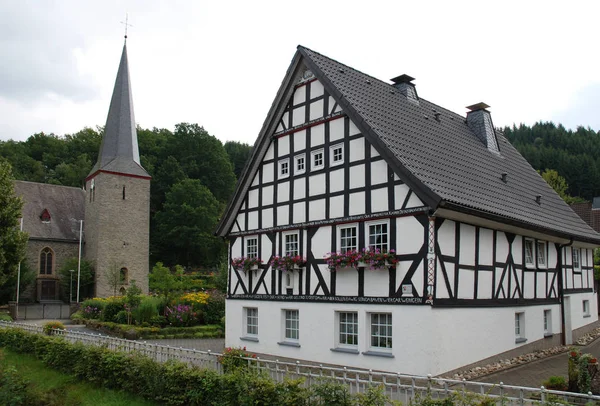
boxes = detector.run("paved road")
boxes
[477,339,600,388]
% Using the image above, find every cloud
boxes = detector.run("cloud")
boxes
[552,84,600,132]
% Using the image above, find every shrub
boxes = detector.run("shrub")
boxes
[114,311,128,325]
[218,346,256,373]
[165,304,197,327]
[0,314,12,322]
[543,375,568,391]
[149,315,167,327]
[0,362,32,406]
[311,378,353,406]
[70,311,85,322]
[133,296,159,324]
[43,321,65,335]
[102,297,125,322]
[203,289,225,325]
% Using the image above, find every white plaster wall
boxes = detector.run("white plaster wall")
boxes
[248,211,258,230]
[277,205,289,226]
[310,99,324,121]
[311,124,325,146]
[263,163,274,183]
[278,181,290,202]
[309,199,326,221]
[371,188,388,213]
[293,202,305,223]
[292,106,305,127]
[263,185,273,206]
[330,195,344,219]
[278,135,290,156]
[226,300,567,376]
[330,169,344,193]
[294,130,306,152]
[405,193,423,208]
[248,189,258,208]
[336,268,358,296]
[265,144,275,161]
[349,165,365,189]
[396,216,424,255]
[309,174,326,196]
[312,226,331,260]
[349,121,360,136]
[262,208,273,228]
[330,117,344,141]
[235,214,245,232]
[293,86,305,105]
[363,269,389,296]
[459,224,476,266]
[371,160,387,186]
[349,138,364,162]
[311,80,324,98]
[567,291,598,331]
[349,192,365,215]
[294,178,305,200]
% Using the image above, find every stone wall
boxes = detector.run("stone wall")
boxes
[84,172,150,297]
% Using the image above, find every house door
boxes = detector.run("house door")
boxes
[40,281,57,301]
[564,296,573,345]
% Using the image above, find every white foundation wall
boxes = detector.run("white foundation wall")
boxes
[226,299,567,376]
[566,291,598,331]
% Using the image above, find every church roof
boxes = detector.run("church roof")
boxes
[88,43,149,179]
[14,181,84,241]
[216,46,600,244]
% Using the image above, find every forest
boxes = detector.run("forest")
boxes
[0,123,252,270]
[1,120,598,270]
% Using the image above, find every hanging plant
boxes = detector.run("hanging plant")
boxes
[231,257,263,273]
[270,255,307,272]
[325,250,363,270]
[325,248,398,271]
[361,248,398,270]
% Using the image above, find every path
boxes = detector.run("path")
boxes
[477,339,600,388]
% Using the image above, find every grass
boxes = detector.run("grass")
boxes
[0,349,158,406]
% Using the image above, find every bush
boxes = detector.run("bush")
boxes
[0,314,12,322]
[218,347,256,373]
[203,290,225,325]
[0,362,32,406]
[543,375,568,391]
[114,311,128,325]
[80,298,105,319]
[70,311,85,322]
[102,297,125,322]
[133,296,159,324]
[43,321,65,335]
[149,315,167,327]
[165,304,197,327]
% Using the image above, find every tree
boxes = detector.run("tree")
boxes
[104,262,122,297]
[224,140,252,178]
[0,262,35,304]
[149,262,181,299]
[154,179,226,267]
[0,159,28,291]
[57,258,94,302]
[539,169,584,204]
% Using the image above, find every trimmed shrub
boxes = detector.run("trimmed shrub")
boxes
[43,321,66,335]
[102,297,125,322]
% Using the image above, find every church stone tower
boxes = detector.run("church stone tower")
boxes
[84,42,150,297]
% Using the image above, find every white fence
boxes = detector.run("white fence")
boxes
[1,320,599,405]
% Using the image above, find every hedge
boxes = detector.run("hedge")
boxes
[82,319,224,340]
[0,327,400,406]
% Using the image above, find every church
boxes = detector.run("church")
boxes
[217,46,600,376]
[15,41,150,301]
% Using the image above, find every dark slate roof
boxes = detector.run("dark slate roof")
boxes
[216,46,600,244]
[88,43,149,179]
[14,181,84,241]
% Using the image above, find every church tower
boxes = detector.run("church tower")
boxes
[84,41,151,297]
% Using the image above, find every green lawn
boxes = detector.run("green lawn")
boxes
[0,349,159,406]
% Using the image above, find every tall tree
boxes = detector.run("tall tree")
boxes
[0,159,28,290]
[224,140,252,178]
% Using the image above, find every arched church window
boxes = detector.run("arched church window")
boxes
[120,267,128,284]
[40,247,53,275]
[123,186,126,200]
[119,287,126,295]
[40,209,51,223]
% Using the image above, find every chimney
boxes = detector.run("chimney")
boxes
[391,74,418,103]
[466,102,499,154]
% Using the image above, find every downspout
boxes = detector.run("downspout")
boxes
[557,238,573,346]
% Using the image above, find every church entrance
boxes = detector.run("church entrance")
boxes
[40,280,57,301]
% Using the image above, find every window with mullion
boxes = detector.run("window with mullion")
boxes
[285,310,299,340]
[368,223,388,252]
[339,312,358,346]
[246,308,258,335]
[537,241,546,267]
[524,239,534,266]
[285,233,299,257]
[573,248,580,269]
[370,313,392,349]
[246,238,258,259]
[340,226,357,253]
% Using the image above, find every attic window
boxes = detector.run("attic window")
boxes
[40,209,51,223]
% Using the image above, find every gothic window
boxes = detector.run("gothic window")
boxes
[40,209,51,223]
[120,267,128,284]
[39,247,53,275]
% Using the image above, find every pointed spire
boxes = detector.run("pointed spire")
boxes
[88,43,149,179]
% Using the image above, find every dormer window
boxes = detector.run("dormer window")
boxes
[40,209,51,223]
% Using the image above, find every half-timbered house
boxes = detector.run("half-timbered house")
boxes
[215,46,600,376]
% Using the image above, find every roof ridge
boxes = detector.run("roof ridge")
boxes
[14,180,84,191]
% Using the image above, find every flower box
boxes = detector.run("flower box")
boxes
[326,249,398,271]
[270,255,307,272]
[231,257,263,273]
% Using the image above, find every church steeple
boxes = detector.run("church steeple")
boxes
[88,43,149,179]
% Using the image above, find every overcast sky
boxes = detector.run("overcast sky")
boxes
[1,1,599,145]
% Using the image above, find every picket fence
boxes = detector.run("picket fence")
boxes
[1,320,599,405]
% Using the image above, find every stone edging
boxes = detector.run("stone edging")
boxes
[444,327,600,381]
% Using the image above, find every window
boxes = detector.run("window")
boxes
[368,222,388,252]
[284,310,299,340]
[40,209,51,223]
[246,237,258,258]
[515,312,525,341]
[537,241,546,267]
[284,232,299,257]
[331,144,344,166]
[120,267,128,284]
[573,248,581,270]
[245,307,258,336]
[524,239,534,267]
[543,309,552,335]
[339,225,358,253]
[285,272,294,289]
[312,149,324,170]
[39,247,53,275]
[583,300,590,317]
[370,313,392,350]
[338,312,358,346]
[295,155,305,175]
[279,159,289,178]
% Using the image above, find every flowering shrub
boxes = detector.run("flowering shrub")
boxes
[326,248,398,271]
[180,291,210,306]
[218,346,256,372]
[165,304,197,327]
[231,257,263,272]
[43,320,65,335]
[270,255,307,272]
[81,305,102,319]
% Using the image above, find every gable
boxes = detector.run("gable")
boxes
[229,77,424,235]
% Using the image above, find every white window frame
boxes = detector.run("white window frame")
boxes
[366,220,389,252]
[244,307,258,336]
[295,154,306,175]
[279,159,290,179]
[537,241,546,268]
[283,309,299,341]
[583,300,590,317]
[336,311,359,348]
[338,224,358,253]
[246,236,258,259]
[283,231,299,257]
[572,248,581,270]
[515,312,525,341]
[368,312,392,351]
[543,309,552,335]
[330,143,344,166]
[311,149,324,171]
[524,238,534,268]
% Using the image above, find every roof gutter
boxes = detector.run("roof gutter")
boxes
[556,239,573,346]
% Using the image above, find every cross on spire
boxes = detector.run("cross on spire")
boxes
[120,13,133,40]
